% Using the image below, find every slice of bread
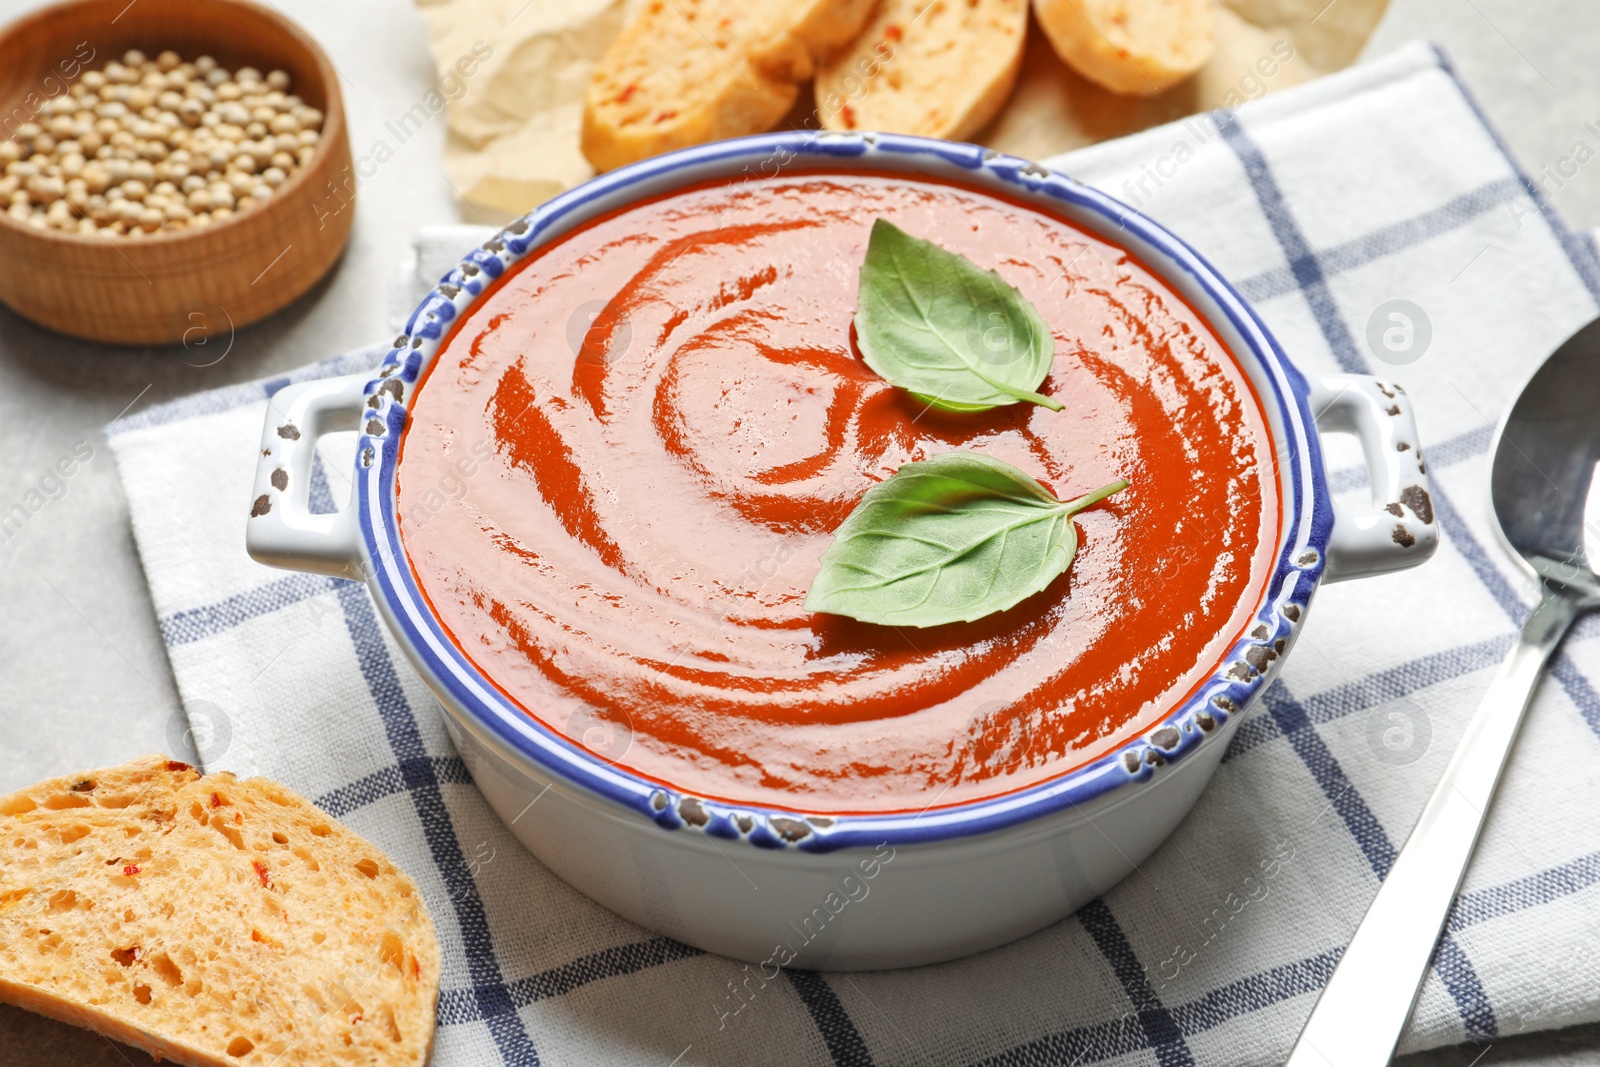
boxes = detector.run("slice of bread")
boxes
[581,0,880,172]
[1033,0,1214,97]
[0,756,440,1067]
[815,0,1028,141]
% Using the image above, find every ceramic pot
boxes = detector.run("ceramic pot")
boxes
[245,132,1438,969]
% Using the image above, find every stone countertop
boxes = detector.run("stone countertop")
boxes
[1,0,1596,1062]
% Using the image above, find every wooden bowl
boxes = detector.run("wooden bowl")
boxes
[0,0,354,345]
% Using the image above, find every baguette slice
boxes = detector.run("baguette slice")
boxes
[582,0,879,172]
[1033,0,1214,97]
[0,756,440,1067]
[815,0,1028,141]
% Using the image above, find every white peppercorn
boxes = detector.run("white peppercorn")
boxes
[3,50,318,235]
[27,174,60,203]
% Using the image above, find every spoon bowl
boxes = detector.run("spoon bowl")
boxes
[1493,316,1600,595]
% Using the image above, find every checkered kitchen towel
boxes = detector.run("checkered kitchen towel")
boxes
[106,41,1600,1066]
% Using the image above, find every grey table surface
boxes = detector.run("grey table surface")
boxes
[1,1,1597,1063]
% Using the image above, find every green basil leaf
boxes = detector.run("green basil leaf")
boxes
[804,452,1127,627]
[854,218,1065,412]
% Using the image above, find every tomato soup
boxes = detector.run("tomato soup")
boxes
[397,172,1279,813]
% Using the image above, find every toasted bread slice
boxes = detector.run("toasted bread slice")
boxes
[0,756,440,1067]
[815,0,1028,141]
[1033,0,1214,97]
[582,0,880,172]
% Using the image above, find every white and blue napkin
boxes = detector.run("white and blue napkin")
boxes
[107,41,1600,1067]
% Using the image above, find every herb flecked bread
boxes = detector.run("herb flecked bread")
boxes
[581,0,879,172]
[815,0,1028,141]
[0,756,440,1067]
[1032,0,1214,97]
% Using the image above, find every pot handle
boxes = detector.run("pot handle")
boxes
[245,372,371,581]
[1310,374,1439,582]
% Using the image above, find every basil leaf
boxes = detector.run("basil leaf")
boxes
[805,452,1128,627]
[854,218,1065,412]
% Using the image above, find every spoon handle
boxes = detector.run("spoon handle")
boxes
[1285,587,1577,1066]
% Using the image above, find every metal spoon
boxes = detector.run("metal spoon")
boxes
[1286,316,1600,1065]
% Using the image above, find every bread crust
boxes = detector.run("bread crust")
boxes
[0,756,441,1067]
[582,0,880,172]
[815,0,1028,141]
[1033,0,1215,96]
[0,975,218,1065]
